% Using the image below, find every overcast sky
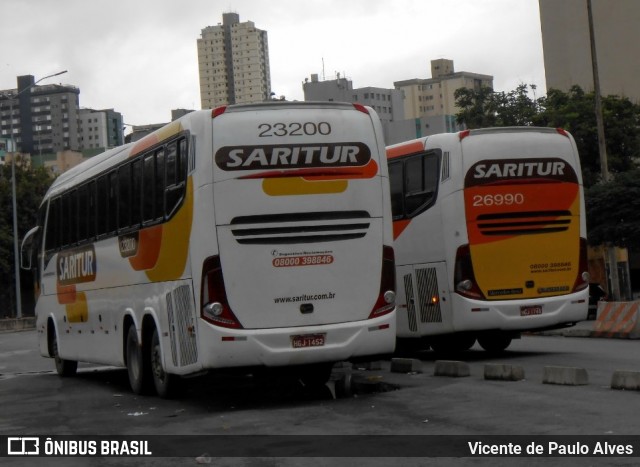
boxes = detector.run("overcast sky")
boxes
[1,0,546,128]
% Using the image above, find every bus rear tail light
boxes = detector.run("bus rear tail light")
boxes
[458,129,471,141]
[201,256,243,329]
[454,244,485,300]
[352,103,370,114]
[572,237,590,293]
[368,245,396,319]
[212,106,228,118]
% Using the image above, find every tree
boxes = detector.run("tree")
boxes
[455,83,541,129]
[0,158,54,317]
[455,84,640,188]
[454,86,499,128]
[534,85,640,186]
[585,169,640,248]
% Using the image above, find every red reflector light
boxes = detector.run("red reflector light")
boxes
[571,237,589,293]
[368,323,390,331]
[459,129,471,140]
[556,128,569,138]
[201,255,243,329]
[212,106,228,118]
[454,244,485,300]
[368,246,396,319]
[352,103,369,114]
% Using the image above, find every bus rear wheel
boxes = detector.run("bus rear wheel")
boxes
[126,325,152,395]
[430,334,476,353]
[297,363,334,387]
[150,328,180,398]
[52,330,78,377]
[477,333,512,353]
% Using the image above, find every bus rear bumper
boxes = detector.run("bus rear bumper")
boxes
[195,311,396,369]
[452,290,589,333]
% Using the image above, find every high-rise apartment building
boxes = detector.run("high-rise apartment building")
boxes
[0,75,81,155]
[539,0,640,100]
[302,73,405,143]
[198,12,271,108]
[394,59,494,121]
[303,73,405,124]
[78,108,124,150]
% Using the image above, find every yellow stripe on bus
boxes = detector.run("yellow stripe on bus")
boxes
[262,177,348,196]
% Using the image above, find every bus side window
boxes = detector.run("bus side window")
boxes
[78,184,89,242]
[87,180,97,240]
[107,171,118,234]
[118,163,132,231]
[143,154,155,223]
[388,161,404,219]
[404,152,439,217]
[179,138,188,180]
[155,149,166,221]
[166,141,177,186]
[165,139,187,218]
[131,159,143,228]
[97,175,108,236]
[45,197,60,256]
[65,190,78,246]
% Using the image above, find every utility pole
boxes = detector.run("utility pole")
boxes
[587,0,620,300]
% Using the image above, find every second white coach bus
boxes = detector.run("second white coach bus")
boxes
[22,102,396,397]
[387,127,589,352]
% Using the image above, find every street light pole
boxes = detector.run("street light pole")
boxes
[6,69,67,319]
[586,0,620,301]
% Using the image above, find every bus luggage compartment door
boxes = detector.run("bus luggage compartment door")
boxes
[399,262,452,337]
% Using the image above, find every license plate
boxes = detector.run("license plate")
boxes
[520,305,543,316]
[291,333,326,349]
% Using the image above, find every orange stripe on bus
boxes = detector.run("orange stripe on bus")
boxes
[386,141,424,159]
[129,225,163,271]
[393,219,411,240]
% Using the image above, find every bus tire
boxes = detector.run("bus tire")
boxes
[52,330,78,377]
[430,334,475,353]
[297,363,334,387]
[150,327,180,398]
[126,325,152,395]
[477,333,512,353]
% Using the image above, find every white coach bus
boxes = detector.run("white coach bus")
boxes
[387,127,589,352]
[22,102,396,397]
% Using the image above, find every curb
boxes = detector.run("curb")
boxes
[0,317,36,332]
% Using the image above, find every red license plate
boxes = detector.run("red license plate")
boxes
[520,305,543,316]
[291,333,326,349]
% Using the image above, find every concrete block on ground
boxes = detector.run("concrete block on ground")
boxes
[611,370,640,391]
[542,366,589,386]
[390,358,422,373]
[484,363,525,381]
[434,360,470,377]
[354,361,383,371]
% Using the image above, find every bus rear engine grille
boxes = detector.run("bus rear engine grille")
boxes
[476,210,572,236]
[230,211,371,244]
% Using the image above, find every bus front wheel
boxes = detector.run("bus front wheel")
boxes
[52,330,78,377]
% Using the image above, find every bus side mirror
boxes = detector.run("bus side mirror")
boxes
[20,226,39,271]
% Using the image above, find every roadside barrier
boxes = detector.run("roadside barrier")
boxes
[592,301,640,339]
